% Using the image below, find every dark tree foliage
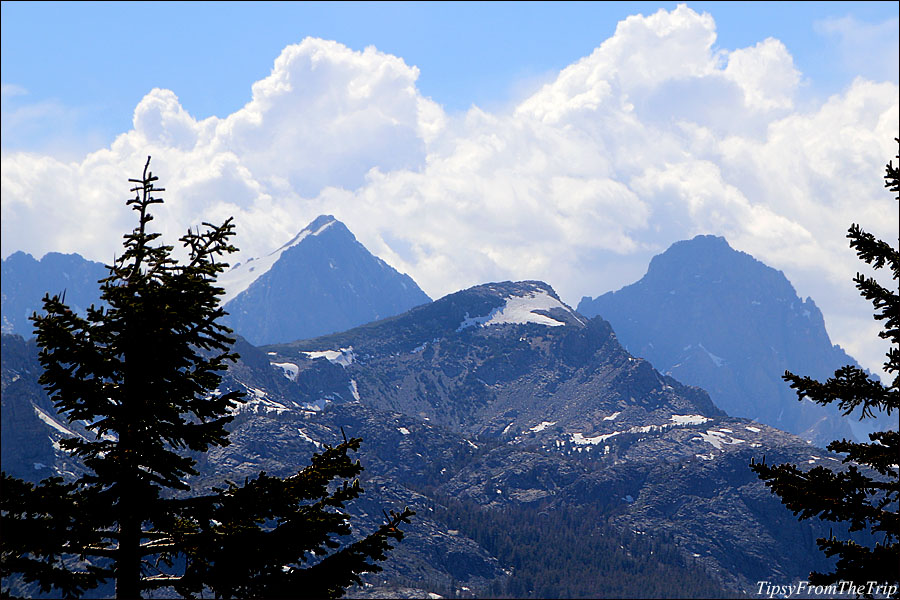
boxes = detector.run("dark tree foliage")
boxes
[430,496,731,599]
[1,475,110,598]
[0,158,412,599]
[751,141,899,588]
[167,437,412,599]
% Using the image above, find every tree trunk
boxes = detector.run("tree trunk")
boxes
[116,508,142,599]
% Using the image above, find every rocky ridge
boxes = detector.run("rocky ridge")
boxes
[577,235,889,446]
[1,251,107,338]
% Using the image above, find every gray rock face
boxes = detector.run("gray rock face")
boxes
[265,280,723,437]
[220,215,432,345]
[577,234,888,446]
[1,251,107,338]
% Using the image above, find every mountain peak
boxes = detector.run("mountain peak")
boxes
[648,235,747,271]
[687,233,728,245]
[2,251,108,337]
[220,215,346,305]
[576,237,872,446]
[219,216,431,345]
[638,235,800,302]
[277,214,340,251]
[451,281,586,330]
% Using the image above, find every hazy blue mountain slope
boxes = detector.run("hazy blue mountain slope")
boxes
[1,251,107,338]
[1,334,87,483]
[577,235,887,445]
[220,215,431,345]
[1,216,432,348]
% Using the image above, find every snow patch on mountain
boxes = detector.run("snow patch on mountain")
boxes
[273,362,299,381]
[218,216,336,304]
[239,386,291,415]
[572,431,620,445]
[530,421,556,432]
[696,431,724,450]
[490,290,568,327]
[303,347,355,367]
[694,429,746,450]
[458,287,574,331]
[670,414,710,425]
[297,428,322,448]
[304,398,329,412]
[698,343,726,367]
[571,416,718,447]
[33,405,79,438]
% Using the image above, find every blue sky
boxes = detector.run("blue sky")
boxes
[1,2,898,377]
[2,1,897,155]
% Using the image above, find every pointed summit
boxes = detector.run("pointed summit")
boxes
[218,215,339,305]
[220,215,431,345]
[277,214,338,250]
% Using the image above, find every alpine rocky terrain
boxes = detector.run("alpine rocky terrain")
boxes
[578,234,889,447]
[248,281,851,595]
[1,334,89,484]
[1,232,874,598]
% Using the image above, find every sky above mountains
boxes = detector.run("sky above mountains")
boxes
[1,2,898,378]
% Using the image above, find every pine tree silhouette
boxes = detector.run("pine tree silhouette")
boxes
[1,157,413,599]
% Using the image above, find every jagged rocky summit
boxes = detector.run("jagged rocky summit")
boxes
[219,215,432,345]
[577,234,888,446]
[1,251,107,337]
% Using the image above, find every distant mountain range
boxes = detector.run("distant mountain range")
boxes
[1,215,431,347]
[577,235,890,446]
[2,226,885,597]
[1,280,855,597]
[3,229,882,446]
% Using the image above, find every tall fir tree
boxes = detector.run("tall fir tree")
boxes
[1,157,412,599]
[750,141,899,587]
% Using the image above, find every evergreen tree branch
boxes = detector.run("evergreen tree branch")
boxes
[752,138,900,587]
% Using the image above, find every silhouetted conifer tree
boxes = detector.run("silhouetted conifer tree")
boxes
[751,141,899,587]
[1,157,412,599]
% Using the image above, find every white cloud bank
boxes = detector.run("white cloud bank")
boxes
[2,5,897,378]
